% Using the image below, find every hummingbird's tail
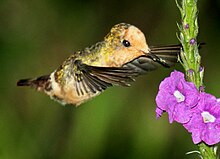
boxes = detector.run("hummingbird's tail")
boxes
[17,75,51,91]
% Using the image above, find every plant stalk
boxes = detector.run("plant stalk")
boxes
[176,0,218,158]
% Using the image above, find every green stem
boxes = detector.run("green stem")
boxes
[176,0,218,158]
[198,143,218,159]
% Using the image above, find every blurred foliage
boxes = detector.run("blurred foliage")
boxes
[0,0,220,158]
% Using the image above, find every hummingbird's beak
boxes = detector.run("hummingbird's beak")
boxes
[139,44,151,55]
[140,48,150,56]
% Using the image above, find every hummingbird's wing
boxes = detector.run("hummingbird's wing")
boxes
[123,44,180,74]
[75,60,139,95]
[149,44,180,67]
[86,65,139,86]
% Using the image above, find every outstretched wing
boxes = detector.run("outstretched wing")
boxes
[74,60,139,96]
[122,44,180,74]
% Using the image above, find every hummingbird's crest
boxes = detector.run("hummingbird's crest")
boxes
[104,23,131,45]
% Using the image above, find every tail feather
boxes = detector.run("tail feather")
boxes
[17,78,33,86]
[17,75,50,91]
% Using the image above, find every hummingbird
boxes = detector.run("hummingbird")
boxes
[17,23,180,106]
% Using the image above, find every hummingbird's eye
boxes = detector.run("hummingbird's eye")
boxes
[122,40,131,47]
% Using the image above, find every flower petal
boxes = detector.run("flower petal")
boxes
[173,103,192,123]
[155,70,199,124]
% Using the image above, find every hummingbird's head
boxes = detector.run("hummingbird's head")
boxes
[105,23,150,53]
[104,23,150,66]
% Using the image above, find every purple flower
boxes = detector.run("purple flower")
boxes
[156,71,200,123]
[188,69,194,75]
[185,24,189,29]
[199,66,204,72]
[155,70,220,145]
[183,93,220,145]
[190,38,196,45]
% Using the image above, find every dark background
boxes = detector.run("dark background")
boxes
[1,0,220,158]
